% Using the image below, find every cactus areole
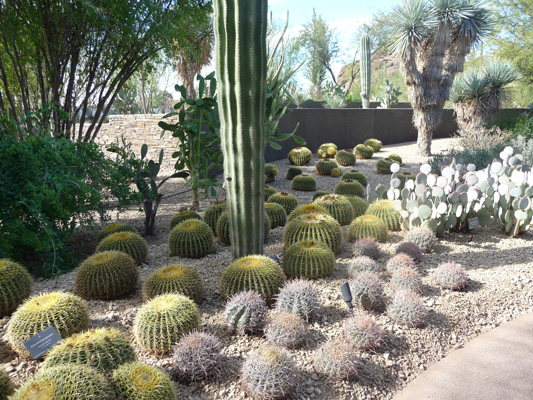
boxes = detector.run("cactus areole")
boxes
[214,0,268,258]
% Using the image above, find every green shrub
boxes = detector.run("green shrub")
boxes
[0,136,135,277]
[430,143,507,173]
[0,259,33,317]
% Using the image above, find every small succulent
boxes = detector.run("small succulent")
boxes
[267,192,299,215]
[335,149,357,166]
[348,215,388,243]
[265,310,308,348]
[171,331,222,381]
[347,256,380,277]
[265,202,288,229]
[388,153,402,164]
[352,238,381,260]
[353,144,373,159]
[241,345,298,400]
[376,157,398,174]
[275,279,321,322]
[291,174,317,191]
[169,219,214,258]
[312,190,329,200]
[224,290,267,335]
[286,166,303,180]
[341,169,368,186]
[317,142,338,159]
[391,266,422,293]
[386,253,416,274]
[330,167,343,177]
[334,179,365,197]
[387,290,427,327]
[364,138,382,152]
[170,210,202,230]
[288,147,313,166]
[342,311,384,350]
[396,241,423,262]
[96,231,148,264]
[203,200,227,233]
[349,271,385,311]
[434,262,468,290]
[404,227,437,252]
[264,163,279,183]
[313,337,359,380]
[316,159,339,175]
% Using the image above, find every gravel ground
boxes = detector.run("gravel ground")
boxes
[2,138,533,400]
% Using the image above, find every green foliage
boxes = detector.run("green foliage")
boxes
[354,144,374,159]
[498,112,533,139]
[172,331,222,381]
[112,362,177,400]
[287,166,303,180]
[283,212,343,254]
[335,149,357,166]
[7,292,89,358]
[334,180,365,197]
[142,264,203,303]
[288,147,313,166]
[0,135,135,277]
[203,200,227,233]
[510,136,533,165]
[0,259,32,317]
[313,194,354,226]
[274,279,320,322]
[219,255,286,305]
[134,294,200,356]
[364,139,382,152]
[170,210,202,230]
[316,159,339,175]
[97,223,137,243]
[96,232,148,264]
[282,240,335,279]
[342,169,368,186]
[224,290,267,335]
[267,192,299,215]
[11,365,115,400]
[216,211,271,246]
[348,215,388,243]
[75,251,139,300]
[0,368,13,399]
[264,203,288,229]
[264,163,279,183]
[366,200,401,231]
[313,337,359,380]
[43,327,135,372]
[349,271,385,311]
[169,219,214,258]
[291,174,317,191]
[434,262,468,290]
[387,290,427,327]
[265,310,308,348]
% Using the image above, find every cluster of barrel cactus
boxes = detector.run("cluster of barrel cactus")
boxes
[317,142,337,159]
[342,169,368,186]
[364,138,382,152]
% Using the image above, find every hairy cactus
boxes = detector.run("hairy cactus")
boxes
[367,200,401,231]
[203,200,227,233]
[169,219,214,258]
[404,227,437,252]
[342,312,384,350]
[313,194,355,226]
[142,264,203,303]
[312,190,329,200]
[0,368,13,400]
[274,279,320,322]
[335,149,357,166]
[265,310,308,348]
[112,362,177,400]
[0,259,32,317]
[43,327,135,372]
[347,256,380,277]
[387,290,427,327]
[133,294,200,356]
[288,147,312,166]
[434,262,468,290]
[388,153,402,164]
[352,238,381,260]
[172,331,221,381]
[345,195,369,218]
[360,32,371,108]
[396,241,423,262]
[391,266,422,293]
[170,210,202,230]
[220,255,286,304]
[286,166,302,180]
[291,174,317,191]
[283,212,343,254]
[354,144,374,159]
[7,292,89,358]
[96,231,148,264]
[265,202,288,229]
[331,167,343,177]
[317,142,337,159]
[334,179,364,197]
[316,159,339,175]
[386,253,416,274]
[376,157,397,174]
[97,223,136,242]
[313,337,359,380]
[11,365,115,400]
[224,290,267,335]
[267,192,299,215]
[348,215,388,243]
[288,204,329,221]
[349,271,386,311]
[75,251,139,300]
[265,163,279,183]
[341,169,368,186]
[364,138,382,152]
[282,240,335,279]
[264,185,277,201]
[241,345,298,400]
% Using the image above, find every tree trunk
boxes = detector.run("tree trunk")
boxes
[416,125,433,157]
[143,200,156,236]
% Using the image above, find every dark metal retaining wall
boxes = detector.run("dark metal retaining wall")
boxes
[265,108,530,162]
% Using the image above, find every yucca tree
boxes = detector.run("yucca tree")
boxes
[390,0,492,156]
[450,60,521,129]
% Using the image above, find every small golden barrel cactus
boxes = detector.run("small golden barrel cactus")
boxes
[42,327,135,372]
[142,264,203,303]
[265,202,287,229]
[97,223,136,242]
[334,179,365,197]
[133,294,200,356]
[335,149,356,166]
[283,212,343,254]
[316,159,338,175]
[267,192,299,215]
[264,185,277,201]
[216,211,270,245]
[75,251,139,300]
[282,240,335,279]
[7,291,89,358]
[112,362,177,400]
[286,166,303,180]
[341,169,368,186]
[169,219,214,258]
[313,194,354,226]
[291,174,317,191]
[376,157,396,174]
[203,200,227,233]
[389,153,402,164]
[170,210,201,230]
[96,231,148,264]
[366,200,401,231]
[264,163,279,183]
[364,138,382,152]
[219,255,286,305]
[348,215,388,243]
[317,142,337,159]
[288,147,312,165]
[345,195,369,218]
[288,204,330,221]
[353,144,374,159]
[0,259,32,317]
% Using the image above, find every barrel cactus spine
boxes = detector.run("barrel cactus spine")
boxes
[214,0,268,257]
[335,149,357,166]
[282,240,335,279]
[288,147,312,165]
[224,290,267,335]
[291,174,317,191]
[360,33,371,109]
[0,259,32,318]
[172,331,222,381]
[142,264,204,303]
[169,219,214,258]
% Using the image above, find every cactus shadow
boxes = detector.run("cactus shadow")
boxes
[380,333,411,358]
[425,309,450,329]
[356,358,398,390]
[319,304,348,326]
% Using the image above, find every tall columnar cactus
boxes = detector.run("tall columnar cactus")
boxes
[360,33,371,109]
[214,0,268,258]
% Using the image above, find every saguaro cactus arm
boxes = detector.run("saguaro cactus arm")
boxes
[360,33,371,109]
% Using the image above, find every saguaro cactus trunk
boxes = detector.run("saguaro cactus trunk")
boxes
[360,33,371,109]
[214,0,268,258]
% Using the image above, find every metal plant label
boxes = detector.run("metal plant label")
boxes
[23,326,62,359]
[468,217,480,230]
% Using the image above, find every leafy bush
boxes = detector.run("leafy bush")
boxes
[510,136,533,165]
[0,135,135,277]
[430,142,507,173]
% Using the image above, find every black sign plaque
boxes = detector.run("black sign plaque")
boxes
[468,217,480,230]
[23,326,62,359]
